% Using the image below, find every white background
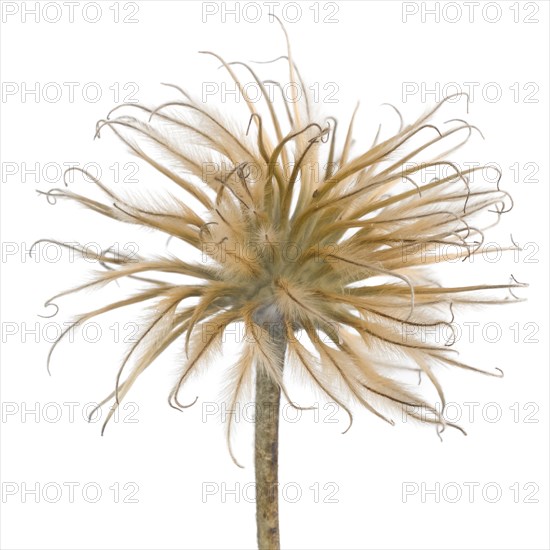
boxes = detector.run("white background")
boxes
[1,1,549,549]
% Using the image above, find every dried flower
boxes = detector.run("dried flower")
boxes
[37,19,525,549]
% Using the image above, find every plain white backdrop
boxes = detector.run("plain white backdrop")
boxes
[1,1,549,549]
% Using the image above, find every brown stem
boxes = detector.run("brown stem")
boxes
[254,313,285,550]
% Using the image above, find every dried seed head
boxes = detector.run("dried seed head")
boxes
[38,21,526,460]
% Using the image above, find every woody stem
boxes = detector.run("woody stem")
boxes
[254,318,285,550]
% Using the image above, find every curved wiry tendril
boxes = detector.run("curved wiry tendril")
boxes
[380,103,404,133]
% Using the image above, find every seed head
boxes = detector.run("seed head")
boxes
[38,21,526,462]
